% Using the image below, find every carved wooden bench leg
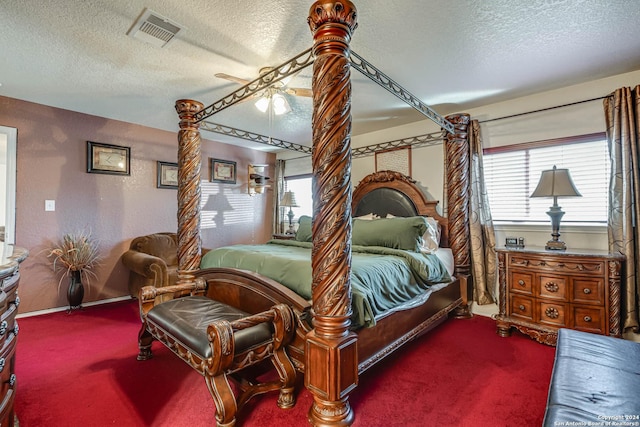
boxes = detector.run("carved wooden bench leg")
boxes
[273,348,297,409]
[137,282,297,427]
[205,374,237,427]
[136,324,153,361]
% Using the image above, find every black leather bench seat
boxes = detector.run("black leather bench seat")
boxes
[146,296,272,359]
[543,328,640,426]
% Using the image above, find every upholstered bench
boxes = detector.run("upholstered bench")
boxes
[543,328,640,426]
[137,280,297,427]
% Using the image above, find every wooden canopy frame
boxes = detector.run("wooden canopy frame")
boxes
[172,2,472,425]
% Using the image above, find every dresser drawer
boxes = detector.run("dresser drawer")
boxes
[510,271,533,295]
[546,259,605,276]
[538,301,568,327]
[538,275,567,301]
[572,278,604,305]
[0,303,17,350]
[0,334,16,383]
[573,305,605,334]
[509,295,534,321]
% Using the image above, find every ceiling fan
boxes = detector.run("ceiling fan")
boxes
[215,67,312,115]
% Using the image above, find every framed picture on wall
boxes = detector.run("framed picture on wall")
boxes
[87,141,131,175]
[211,158,236,184]
[157,161,178,189]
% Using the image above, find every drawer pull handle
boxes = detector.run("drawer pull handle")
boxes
[11,296,20,307]
[584,315,592,322]
[11,324,18,336]
[545,307,559,319]
[0,321,7,336]
[583,288,592,294]
[0,357,5,373]
[518,304,525,311]
[545,282,559,292]
[7,374,15,387]
[517,279,525,286]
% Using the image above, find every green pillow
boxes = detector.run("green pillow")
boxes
[295,215,313,242]
[352,216,428,252]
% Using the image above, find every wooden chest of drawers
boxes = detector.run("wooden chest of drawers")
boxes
[495,247,624,346]
[0,247,28,427]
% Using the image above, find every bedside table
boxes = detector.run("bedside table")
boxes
[272,233,295,240]
[495,246,624,346]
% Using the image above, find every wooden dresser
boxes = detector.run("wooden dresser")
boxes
[0,246,28,427]
[495,246,624,346]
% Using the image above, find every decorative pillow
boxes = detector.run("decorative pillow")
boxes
[295,215,313,242]
[352,216,428,252]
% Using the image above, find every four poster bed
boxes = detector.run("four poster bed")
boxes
[194,170,470,374]
[138,2,474,426]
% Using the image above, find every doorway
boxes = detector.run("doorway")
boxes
[0,126,16,244]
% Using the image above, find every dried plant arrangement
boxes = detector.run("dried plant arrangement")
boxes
[47,230,101,291]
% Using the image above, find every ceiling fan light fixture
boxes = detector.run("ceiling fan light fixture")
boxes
[254,96,270,113]
[272,93,291,115]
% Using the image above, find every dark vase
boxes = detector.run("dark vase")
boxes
[67,270,84,311]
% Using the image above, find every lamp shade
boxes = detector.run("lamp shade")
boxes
[280,191,299,208]
[254,96,270,113]
[530,166,582,198]
[271,92,291,115]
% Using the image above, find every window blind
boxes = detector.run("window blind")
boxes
[483,136,610,223]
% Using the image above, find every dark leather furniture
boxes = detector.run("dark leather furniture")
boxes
[137,280,297,427]
[543,328,640,426]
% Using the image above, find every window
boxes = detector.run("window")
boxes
[283,175,313,222]
[483,133,610,223]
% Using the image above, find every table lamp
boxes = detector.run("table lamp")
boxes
[280,191,299,234]
[530,165,582,250]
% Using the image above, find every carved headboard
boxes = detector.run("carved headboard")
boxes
[351,170,449,247]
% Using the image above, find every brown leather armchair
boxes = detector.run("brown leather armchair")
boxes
[121,232,179,298]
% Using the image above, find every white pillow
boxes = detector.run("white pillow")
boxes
[354,213,380,220]
[387,214,441,253]
[419,217,441,253]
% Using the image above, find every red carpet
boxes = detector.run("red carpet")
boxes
[15,300,554,426]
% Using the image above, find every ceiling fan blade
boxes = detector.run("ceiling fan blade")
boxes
[215,73,251,86]
[284,87,313,97]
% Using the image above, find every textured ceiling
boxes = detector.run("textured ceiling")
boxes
[2,0,640,151]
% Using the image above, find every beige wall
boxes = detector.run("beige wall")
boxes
[0,96,275,314]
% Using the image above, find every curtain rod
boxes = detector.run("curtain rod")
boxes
[478,95,610,124]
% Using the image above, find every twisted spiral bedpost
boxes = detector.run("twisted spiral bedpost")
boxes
[306,1,358,425]
[608,259,622,336]
[444,113,473,317]
[175,100,204,284]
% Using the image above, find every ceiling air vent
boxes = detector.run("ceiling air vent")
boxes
[127,8,184,48]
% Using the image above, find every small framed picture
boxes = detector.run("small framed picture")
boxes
[157,161,178,189]
[87,141,130,175]
[211,158,236,184]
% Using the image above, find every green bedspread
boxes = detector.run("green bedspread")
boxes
[200,240,452,328]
